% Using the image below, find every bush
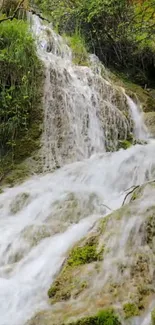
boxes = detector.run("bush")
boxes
[0,19,43,180]
[34,0,155,87]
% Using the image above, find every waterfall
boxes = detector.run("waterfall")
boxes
[0,143,155,325]
[0,15,154,325]
[30,15,148,172]
[126,95,149,141]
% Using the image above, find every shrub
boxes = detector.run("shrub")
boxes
[0,19,43,180]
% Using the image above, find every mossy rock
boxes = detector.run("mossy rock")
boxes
[67,236,103,267]
[66,309,121,325]
[2,163,30,187]
[109,71,155,113]
[123,303,140,319]
[48,235,104,302]
[10,192,30,214]
[27,308,121,325]
[144,112,155,137]
[151,308,155,325]
[144,212,155,248]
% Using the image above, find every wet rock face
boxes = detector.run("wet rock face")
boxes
[144,112,155,137]
[27,183,155,325]
[42,62,133,171]
[33,20,137,172]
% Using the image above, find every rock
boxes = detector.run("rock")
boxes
[27,182,155,325]
[144,112,155,137]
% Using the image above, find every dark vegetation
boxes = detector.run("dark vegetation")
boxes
[34,0,155,87]
[0,1,43,182]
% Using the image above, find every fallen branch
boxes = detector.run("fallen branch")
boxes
[0,0,25,23]
[100,203,113,211]
[122,178,155,206]
[122,185,140,206]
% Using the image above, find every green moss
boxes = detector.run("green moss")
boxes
[48,236,103,301]
[145,214,155,247]
[131,192,138,201]
[117,140,132,150]
[99,215,110,233]
[151,308,155,325]
[66,309,121,325]
[2,163,30,186]
[123,303,140,319]
[67,237,102,267]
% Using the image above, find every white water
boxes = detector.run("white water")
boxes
[1,143,155,325]
[0,15,154,325]
[30,15,148,171]
[126,95,148,141]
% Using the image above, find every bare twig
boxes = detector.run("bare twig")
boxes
[100,203,113,211]
[122,185,140,206]
[0,0,25,23]
[122,178,155,206]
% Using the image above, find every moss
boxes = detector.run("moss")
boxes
[10,192,30,214]
[117,140,132,150]
[151,308,155,325]
[2,163,30,186]
[145,214,155,247]
[123,303,140,319]
[67,237,102,267]
[48,236,103,301]
[66,309,121,325]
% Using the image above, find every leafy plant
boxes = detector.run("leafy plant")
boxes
[0,19,43,180]
[34,0,155,86]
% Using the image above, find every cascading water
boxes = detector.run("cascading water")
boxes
[126,95,149,141]
[1,144,155,325]
[0,15,154,325]
[30,15,148,171]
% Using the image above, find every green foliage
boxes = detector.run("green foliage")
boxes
[34,0,155,87]
[117,140,132,150]
[123,303,140,319]
[65,32,89,66]
[66,309,121,325]
[0,19,43,181]
[151,308,155,325]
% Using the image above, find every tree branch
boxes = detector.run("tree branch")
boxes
[100,203,113,211]
[122,185,140,206]
[29,9,50,23]
[0,0,25,23]
[122,178,155,206]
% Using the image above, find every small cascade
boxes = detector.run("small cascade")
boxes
[30,15,143,172]
[126,95,149,141]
